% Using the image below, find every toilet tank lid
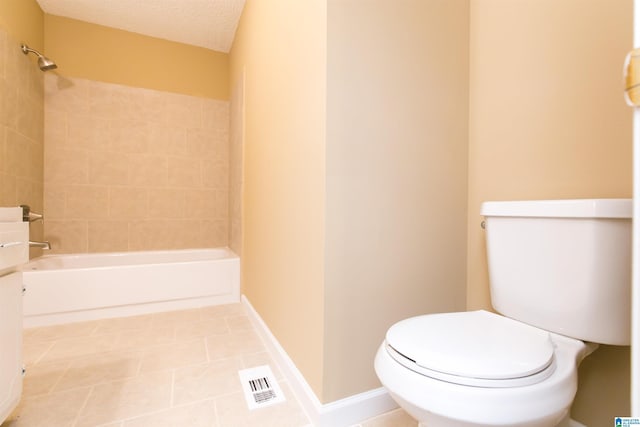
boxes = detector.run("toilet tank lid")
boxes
[481,198,631,219]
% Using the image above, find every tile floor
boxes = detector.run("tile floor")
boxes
[1,303,416,427]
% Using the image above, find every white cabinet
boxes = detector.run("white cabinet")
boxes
[0,272,23,423]
[0,211,28,424]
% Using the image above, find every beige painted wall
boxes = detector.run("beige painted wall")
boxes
[230,0,327,398]
[0,0,45,258]
[324,0,469,401]
[468,0,633,424]
[0,0,44,52]
[44,15,229,100]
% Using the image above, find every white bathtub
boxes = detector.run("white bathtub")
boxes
[21,248,240,327]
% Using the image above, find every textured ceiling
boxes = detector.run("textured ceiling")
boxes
[36,0,246,53]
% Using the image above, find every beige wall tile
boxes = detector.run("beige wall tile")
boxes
[88,150,128,185]
[186,128,215,158]
[148,188,186,218]
[110,118,150,154]
[199,219,228,247]
[202,99,229,131]
[65,185,109,219]
[44,76,229,253]
[88,220,129,252]
[128,154,168,187]
[129,219,171,250]
[44,220,88,254]
[0,173,16,206]
[6,49,30,100]
[164,93,202,129]
[168,156,201,187]
[0,77,18,128]
[16,178,43,211]
[109,187,148,219]
[67,113,109,151]
[44,108,67,150]
[45,75,89,113]
[202,160,228,189]
[184,189,216,219]
[45,147,88,185]
[43,183,67,219]
[15,93,44,142]
[149,125,187,157]
[5,128,36,178]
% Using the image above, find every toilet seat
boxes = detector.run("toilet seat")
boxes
[385,310,556,388]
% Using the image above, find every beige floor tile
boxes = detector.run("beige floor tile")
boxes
[172,357,244,405]
[22,341,54,366]
[225,315,253,333]
[38,333,118,363]
[215,382,309,427]
[206,330,265,361]
[92,314,155,334]
[2,387,91,427]
[11,304,313,427]
[122,400,218,427]
[52,351,142,392]
[112,326,176,351]
[173,317,229,341]
[24,320,101,342]
[22,360,69,397]
[360,408,418,427]
[138,339,207,373]
[75,371,173,427]
[152,308,203,328]
[199,303,246,319]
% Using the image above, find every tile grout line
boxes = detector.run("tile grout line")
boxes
[170,369,176,408]
[45,360,71,396]
[32,340,57,365]
[204,335,211,362]
[70,384,94,427]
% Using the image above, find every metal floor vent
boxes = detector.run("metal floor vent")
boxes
[238,365,285,410]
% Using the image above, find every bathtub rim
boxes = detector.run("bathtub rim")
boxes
[21,247,238,272]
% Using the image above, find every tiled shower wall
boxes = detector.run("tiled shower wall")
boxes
[0,27,45,256]
[229,75,243,255]
[43,75,230,253]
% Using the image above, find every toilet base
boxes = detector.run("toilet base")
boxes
[413,413,587,427]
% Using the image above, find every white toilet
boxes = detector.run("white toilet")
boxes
[375,199,631,427]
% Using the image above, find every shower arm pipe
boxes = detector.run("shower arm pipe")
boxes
[21,44,43,57]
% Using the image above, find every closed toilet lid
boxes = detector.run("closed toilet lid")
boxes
[385,310,555,384]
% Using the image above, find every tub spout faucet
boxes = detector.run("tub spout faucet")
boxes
[29,241,51,250]
[20,205,43,223]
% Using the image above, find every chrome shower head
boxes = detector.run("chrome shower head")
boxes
[21,44,57,71]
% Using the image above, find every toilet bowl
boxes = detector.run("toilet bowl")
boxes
[375,310,596,427]
[374,199,632,427]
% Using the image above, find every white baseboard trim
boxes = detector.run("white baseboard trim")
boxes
[242,295,398,427]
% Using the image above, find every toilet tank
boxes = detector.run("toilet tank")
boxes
[481,199,631,346]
